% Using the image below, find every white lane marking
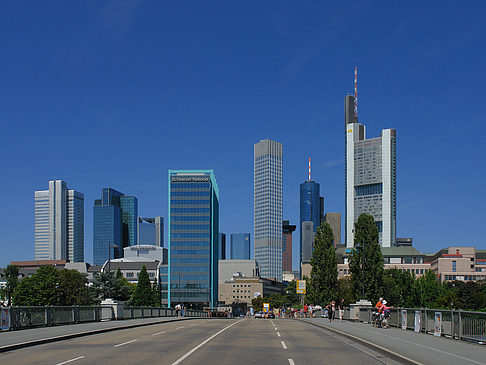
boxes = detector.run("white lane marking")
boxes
[171,320,241,365]
[113,339,138,347]
[281,341,287,349]
[176,326,185,329]
[152,330,167,336]
[190,323,197,326]
[276,332,281,337]
[288,360,296,365]
[274,327,278,331]
[56,356,86,365]
[338,323,483,365]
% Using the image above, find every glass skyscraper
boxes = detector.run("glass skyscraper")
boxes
[299,179,323,264]
[92,188,138,265]
[34,180,84,262]
[254,139,283,282]
[230,233,250,260]
[164,170,219,309]
[345,94,397,247]
[138,217,164,247]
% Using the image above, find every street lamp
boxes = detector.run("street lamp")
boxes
[355,242,365,300]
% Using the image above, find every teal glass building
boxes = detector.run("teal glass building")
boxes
[93,188,138,265]
[163,170,219,309]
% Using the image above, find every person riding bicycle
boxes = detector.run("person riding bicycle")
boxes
[378,300,391,327]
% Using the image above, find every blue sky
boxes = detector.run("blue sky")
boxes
[1,1,485,269]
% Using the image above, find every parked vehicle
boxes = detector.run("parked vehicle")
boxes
[255,311,264,318]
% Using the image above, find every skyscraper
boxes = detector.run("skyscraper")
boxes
[165,170,219,309]
[230,233,250,260]
[219,233,226,260]
[324,212,341,246]
[282,220,296,272]
[92,188,138,265]
[137,217,164,247]
[345,72,396,247]
[254,139,283,282]
[34,180,84,262]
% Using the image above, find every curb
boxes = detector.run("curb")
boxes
[0,317,201,353]
[298,319,422,365]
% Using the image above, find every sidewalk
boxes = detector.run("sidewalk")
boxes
[0,316,200,352]
[301,318,486,365]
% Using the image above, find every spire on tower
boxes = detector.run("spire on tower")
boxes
[354,66,358,117]
[308,157,311,181]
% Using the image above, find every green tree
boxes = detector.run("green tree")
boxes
[152,278,161,307]
[309,223,338,305]
[132,266,153,306]
[382,268,416,307]
[337,277,355,305]
[413,270,446,308]
[348,213,384,303]
[113,268,133,302]
[58,269,91,305]
[283,281,300,306]
[12,266,60,306]
[251,295,263,311]
[89,272,117,303]
[1,265,19,306]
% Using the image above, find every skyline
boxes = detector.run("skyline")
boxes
[1,2,485,269]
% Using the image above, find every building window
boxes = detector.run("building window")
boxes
[452,261,456,272]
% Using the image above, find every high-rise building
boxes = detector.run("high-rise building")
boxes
[34,180,84,262]
[219,233,226,260]
[300,178,323,264]
[324,212,341,246]
[92,188,138,265]
[282,220,296,272]
[345,77,397,247]
[230,233,250,260]
[301,221,314,263]
[137,217,164,247]
[164,170,219,309]
[254,139,283,282]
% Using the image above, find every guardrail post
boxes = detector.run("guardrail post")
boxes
[458,310,462,340]
[45,306,49,326]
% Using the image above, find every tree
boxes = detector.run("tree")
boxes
[413,270,446,308]
[337,277,355,305]
[132,266,153,306]
[113,268,133,303]
[382,268,416,307]
[12,266,60,306]
[89,272,117,303]
[309,223,338,305]
[152,278,161,307]
[348,213,384,303]
[1,265,19,306]
[58,269,91,305]
[283,281,300,306]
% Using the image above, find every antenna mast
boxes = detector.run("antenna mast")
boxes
[354,66,358,117]
[308,157,311,181]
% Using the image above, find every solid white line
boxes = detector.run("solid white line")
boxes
[176,326,185,329]
[113,339,138,347]
[288,359,296,365]
[152,331,167,336]
[56,356,86,365]
[171,320,241,365]
[277,332,281,337]
[281,341,287,349]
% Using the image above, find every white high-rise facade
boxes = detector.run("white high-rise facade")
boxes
[254,139,283,281]
[345,95,396,248]
[35,180,84,262]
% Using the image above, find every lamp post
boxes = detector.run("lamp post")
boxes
[356,242,365,300]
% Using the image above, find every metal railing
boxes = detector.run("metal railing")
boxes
[356,307,486,344]
[2,305,208,331]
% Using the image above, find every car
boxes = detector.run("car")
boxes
[267,312,275,319]
[255,311,264,318]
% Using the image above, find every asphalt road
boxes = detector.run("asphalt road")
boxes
[0,318,405,365]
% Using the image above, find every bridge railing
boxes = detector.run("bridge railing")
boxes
[356,307,486,344]
[1,305,208,331]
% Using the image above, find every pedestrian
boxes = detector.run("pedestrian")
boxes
[338,299,345,322]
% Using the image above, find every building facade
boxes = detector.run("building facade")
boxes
[218,259,259,283]
[34,180,84,262]
[92,188,138,265]
[219,233,226,260]
[300,179,324,263]
[324,213,341,246]
[218,276,282,307]
[137,217,164,247]
[282,220,296,272]
[254,139,283,281]
[164,170,219,309]
[345,94,397,247]
[230,233,250,260]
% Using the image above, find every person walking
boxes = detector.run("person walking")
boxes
[338,299,345,321]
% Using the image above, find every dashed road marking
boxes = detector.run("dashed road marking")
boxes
[281,341,287,349]
[114,339,138,347]
[176,326,185,329]
[56,356,85,365]
[152,331,166,336]
[277,332,281,337]
[288,359,296,365]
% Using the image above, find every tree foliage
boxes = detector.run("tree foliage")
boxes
[1,265,19,306]
[131,265,153,306]
[337,277,355,305]
[382,268,416,307]
[349,213,384,303]
[413,270,446,308]
[58,269,91,305]
[309,223,338,305]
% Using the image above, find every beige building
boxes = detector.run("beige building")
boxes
[427,247,486,282]
[218,276,282,306]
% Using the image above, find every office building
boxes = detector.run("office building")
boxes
[324,213,341,246]
[218,259,259,283]
[218,276,282,307]
[34,180,84,262]
[219,233,226,260]
[137,217,164,247]
[301,221,314,264]
[254,139,283,282]
[300,174,324,263]
[230,233,250,260]
[282,220,296,272]
[345,76,397,247]
[92,188,138,265]
[164,170,219,309]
